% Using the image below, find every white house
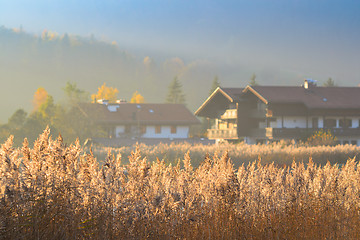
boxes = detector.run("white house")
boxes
[196,79,360,145]
[82,102,200,139]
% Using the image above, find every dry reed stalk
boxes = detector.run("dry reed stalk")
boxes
[1,130,360,239]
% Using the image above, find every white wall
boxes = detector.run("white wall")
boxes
[352,118,360,128]
[337,137,360,146]
[115,125,125,137]
[272,116,360,129]
[309,116,360,128]
[260,116,360,129]
[115,125,189,138]
[270,120,277,128]
[107,105,119,112]
[282,117,307,128]
[142,125,189,139]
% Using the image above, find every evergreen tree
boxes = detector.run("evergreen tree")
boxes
[249,73,258,86]
[8,109,27,130]
[165,77,186,104]
[323,78,336,87]
[209,76,220,95]
[63,81,89,106]
[38,95,56,121]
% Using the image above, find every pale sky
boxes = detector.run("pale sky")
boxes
[1,0,360,85]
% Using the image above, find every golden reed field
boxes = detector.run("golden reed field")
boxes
[2,129,360,239]
[93,138,360,168]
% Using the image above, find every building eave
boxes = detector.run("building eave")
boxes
[243,85,269,104]
[195,87,234,116]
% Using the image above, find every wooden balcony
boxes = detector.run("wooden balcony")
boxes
[207,128,238,140]
[220,109,237,119]
[249,109,275,119]
[266,127,360,139]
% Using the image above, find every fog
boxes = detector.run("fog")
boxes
[1,0,360,122]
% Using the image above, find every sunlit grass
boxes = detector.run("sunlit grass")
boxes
[93,140,360,168]
[1,129,360,239]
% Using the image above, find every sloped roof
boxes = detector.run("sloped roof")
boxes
[80,103,200,125]
[246,86,360,109]
[220,88,244,102]
[195,87,243,117]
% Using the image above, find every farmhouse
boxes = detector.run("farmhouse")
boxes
[196,79,360,145]
[81,101,200,140]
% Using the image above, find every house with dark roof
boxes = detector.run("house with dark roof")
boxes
[82,102,200,140]
[196,79,360,145]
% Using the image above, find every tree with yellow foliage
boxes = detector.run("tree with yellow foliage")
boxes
[33,87,48,112]
[130,91,145,103]
[91,83,119,103]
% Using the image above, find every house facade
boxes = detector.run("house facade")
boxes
[82,102,200,139]
[196,80,360,145]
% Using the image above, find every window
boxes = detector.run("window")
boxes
[351,140,357,145]
[171,126,177,134]
[140,126,146,134]
[155,126,161,134]
[312,118,318,128]
[324,118,336,128]
[339,119,352,128]
[266,119,276,128]
[343,140,349,145]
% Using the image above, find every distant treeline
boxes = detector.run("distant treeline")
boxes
[0,26,218,123]
[0,77,211,147]
[0,82,105,147]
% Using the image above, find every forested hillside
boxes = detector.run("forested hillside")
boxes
[0,26,220,123]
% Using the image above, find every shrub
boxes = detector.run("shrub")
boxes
[306,129,338,146]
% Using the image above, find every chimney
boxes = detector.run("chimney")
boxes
[304,79,317,89]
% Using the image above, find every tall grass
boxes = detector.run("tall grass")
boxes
[2,129,360,239]
[93,141,360,168]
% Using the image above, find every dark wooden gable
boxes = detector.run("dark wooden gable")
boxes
[195,88,235,118]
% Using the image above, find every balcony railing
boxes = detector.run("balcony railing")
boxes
[266,127,360,139]
[220,109,237,119]
[207,128,238,139]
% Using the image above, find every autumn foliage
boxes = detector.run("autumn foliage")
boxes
[91,83,119,103]
[2,130,360,239]
[32,87,48,111]
[130,91,145,103]
[307,129,338,146]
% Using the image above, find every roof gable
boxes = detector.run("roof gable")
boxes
[195,87,243,117]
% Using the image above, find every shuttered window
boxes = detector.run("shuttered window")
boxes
[155,126,161,134]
